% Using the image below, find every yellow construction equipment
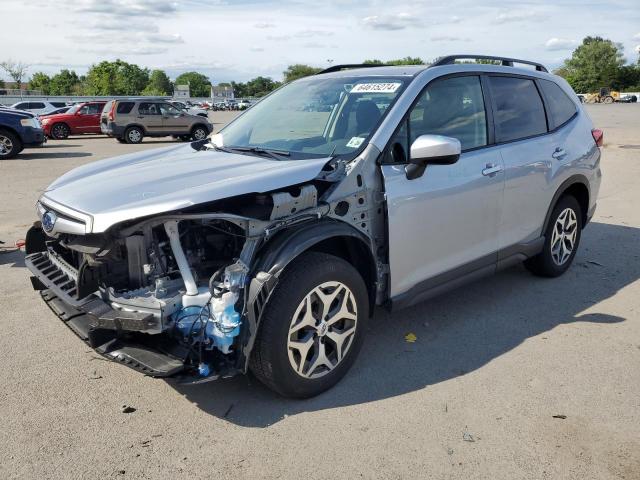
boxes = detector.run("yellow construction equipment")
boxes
[583,87,621,104]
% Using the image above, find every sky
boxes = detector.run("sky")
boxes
[1,0,639,83]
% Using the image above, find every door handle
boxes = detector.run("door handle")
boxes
[482,163,503,176]
[137,116,145,119]
[552,147,567,160]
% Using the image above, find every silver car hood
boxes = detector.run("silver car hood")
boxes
[42,144,330,233]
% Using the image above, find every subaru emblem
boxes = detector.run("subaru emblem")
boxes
[42,211,57,233]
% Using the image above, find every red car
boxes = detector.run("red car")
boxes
[41,101,107,139]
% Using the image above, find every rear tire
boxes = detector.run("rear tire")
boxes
[124,126,143,144]
[0,128,21,159]
[249,252,368,398]
[50,123,70,140]
[525,195,582,277]
[603,96,614,104]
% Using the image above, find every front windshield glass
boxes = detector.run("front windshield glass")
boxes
[220,76,406,159]
[67,104,82,114]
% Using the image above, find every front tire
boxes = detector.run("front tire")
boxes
[124,126,143,144]
[191,125,208,141]
[50,123,70,139]
[250,252,368,398]
[0,128,22,159]
[525,195,582,277]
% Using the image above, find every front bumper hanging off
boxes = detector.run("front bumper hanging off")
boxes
[26,250,188,377]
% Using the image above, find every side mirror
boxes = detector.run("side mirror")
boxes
[405,134,461,180]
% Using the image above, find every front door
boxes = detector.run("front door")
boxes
[381,75,505,299]
[159,103,190,134]
[74,103,103,133]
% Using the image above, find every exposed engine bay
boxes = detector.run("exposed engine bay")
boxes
[25,146,388,381]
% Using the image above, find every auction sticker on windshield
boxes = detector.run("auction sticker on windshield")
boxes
[351,83,401,94]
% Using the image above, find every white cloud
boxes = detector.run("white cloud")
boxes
[545,38,577,51]
[494,11,548,24]
[362,13,419,31]
[295,29,334,38]
[633,32,640,40]
[254,22,275,29]
[74,0,178,17]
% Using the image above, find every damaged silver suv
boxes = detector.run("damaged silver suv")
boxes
[25,55,602,398]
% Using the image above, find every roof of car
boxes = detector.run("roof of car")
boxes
[318,65,428,78]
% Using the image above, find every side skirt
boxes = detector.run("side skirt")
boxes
[389,237,544,311]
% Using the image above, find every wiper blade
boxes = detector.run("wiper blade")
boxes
[228,146,291,160]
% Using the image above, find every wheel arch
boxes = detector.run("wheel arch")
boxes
[542,175,590,234]
[124,123,147,135]
[240,220,377,372]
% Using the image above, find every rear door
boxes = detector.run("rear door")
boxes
[136,102,163,134]
[487,76,555,249]
[381,74,505,299]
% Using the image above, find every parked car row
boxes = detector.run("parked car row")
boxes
[0,97,214,146]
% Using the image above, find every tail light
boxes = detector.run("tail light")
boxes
[108,102,116,121]
[591,128,603,147]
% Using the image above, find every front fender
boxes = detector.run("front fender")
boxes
[239,219,373,372]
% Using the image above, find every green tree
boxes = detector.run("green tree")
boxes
[0,59,29,86]
[174,71,211,97]
[143,69,173,96]
[245,76,280,96]
[283,64,321,83]
[613,64,640,90]
[363,57,426,66]
[49,69,80,95]
[28,72,51,94]
[558,36,625,92]
[0,78,4,88]
[86,60,150,95]
[230,81,247,98]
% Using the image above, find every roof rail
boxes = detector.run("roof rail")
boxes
[431,55,548,72]
[317,63,387,75]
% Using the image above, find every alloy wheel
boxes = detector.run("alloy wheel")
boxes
[550,207,578,266]
[0,134,13,156]
[128,129,142,142]
[287,281,358,379]
[193,128,207,140]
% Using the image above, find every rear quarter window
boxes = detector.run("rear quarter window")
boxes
[538,79,577,129]
[116,102,134,114]
[489,76,547,143]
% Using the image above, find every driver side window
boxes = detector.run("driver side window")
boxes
[409,76,487,151]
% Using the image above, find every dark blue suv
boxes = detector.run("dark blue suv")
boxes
[0,107,46,159]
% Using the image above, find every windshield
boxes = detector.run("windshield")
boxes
[67,104,82,114]
[219,76,406,159]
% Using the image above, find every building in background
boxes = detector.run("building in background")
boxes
[211,85,234,99]
[174,84,190,99]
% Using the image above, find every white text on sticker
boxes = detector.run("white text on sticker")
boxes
[351,83,401,94]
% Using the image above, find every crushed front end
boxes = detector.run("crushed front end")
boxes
[25,197,279,380]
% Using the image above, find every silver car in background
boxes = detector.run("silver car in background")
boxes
[25,55,602,398]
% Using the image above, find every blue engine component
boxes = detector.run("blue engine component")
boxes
[173,294,241,359]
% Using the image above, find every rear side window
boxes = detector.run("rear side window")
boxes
[538,79,577,129]
[14,102,28,109]
[51,102,66,108]
[30,102,45,109]
[489,76,547,143]
[116,101,134,114]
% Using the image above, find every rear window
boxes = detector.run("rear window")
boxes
[489,76,547,143]
[116,101,134,114]
[538,79,577,129]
